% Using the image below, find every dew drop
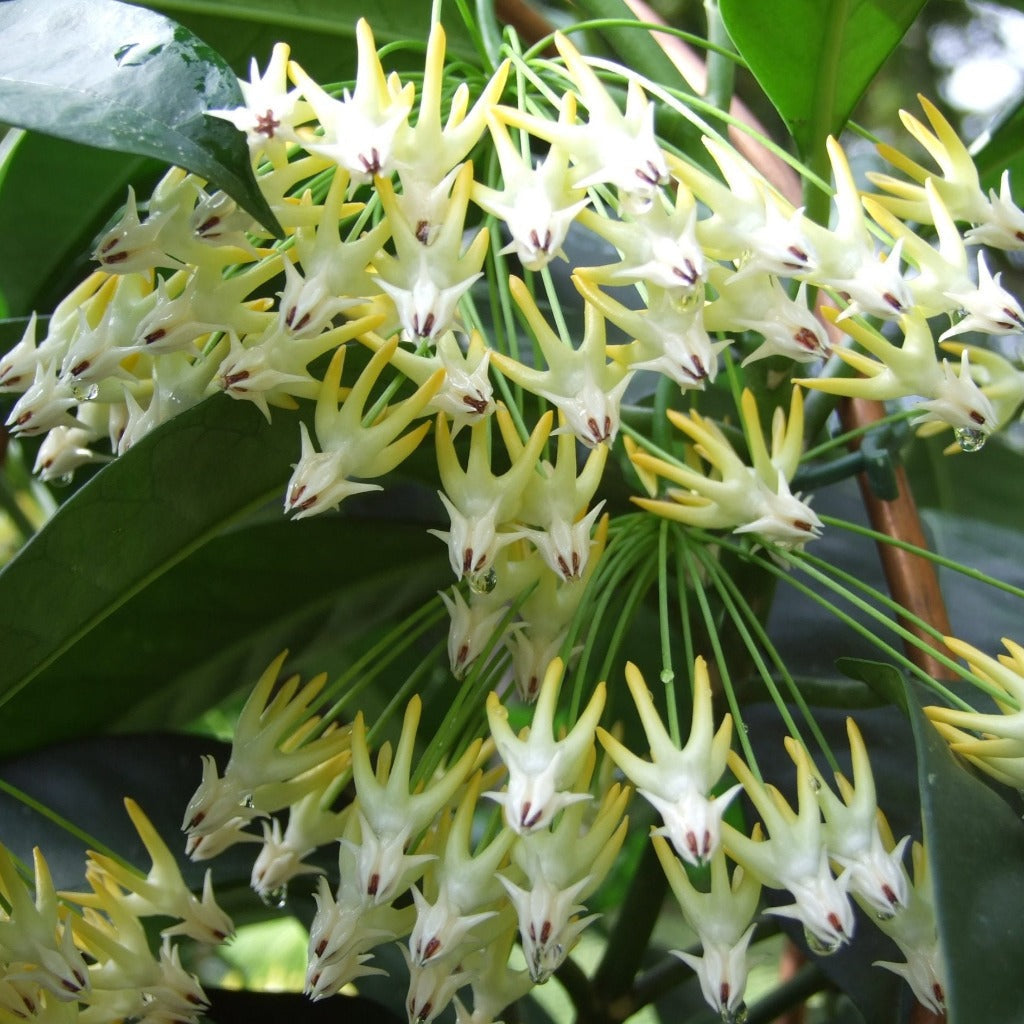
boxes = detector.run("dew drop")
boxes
[720,1003,748,1024]
[875,909,896,922]
[803,925,842,956]
[809,776,822,792]
[660,669,675,685]
[954,426,986,453]
[50,473,74,489]
[467,567,498,595]
[72,383,100,402]
[260,884,288,909]
[244,794,255,809]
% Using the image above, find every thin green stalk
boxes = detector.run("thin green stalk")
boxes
[692,541,840,773]
[703,0,736,113]
[521,18,746,67]
[364,638,446,750]
[822,513,1024,603]
[672,528,696,692]
[681,543,761,778]
[0,778,132,870]
[801,407,916,462]
[692,542,840,773]
[787,548,1013,707]
[317,597,446,723]
[658,521,681,747]
[596,557,657,687]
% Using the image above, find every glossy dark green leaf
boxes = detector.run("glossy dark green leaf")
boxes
[0,0,280,235]
[0,395,303,718]
[906,681,1024,1024]
[718,0,927,158]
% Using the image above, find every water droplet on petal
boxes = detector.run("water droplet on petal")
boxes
[721,1003,748,1024]
[467,567,498,594]
[803,925,842,956]
[260,884,288,909]
[53,473,74,488]
[875,908,896,922]
[72,383,100,402]
[809,776,822,792]
[954,426,986,453]
[244,794,255,809]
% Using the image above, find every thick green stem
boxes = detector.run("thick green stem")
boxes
[703,0,736,114]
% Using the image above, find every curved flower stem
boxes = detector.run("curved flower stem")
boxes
[746,962,832,1024]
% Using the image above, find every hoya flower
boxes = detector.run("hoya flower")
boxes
[91,185,185,273]
[499,873,594,984]
[796,307,996,438]
[284,338,443,518]
[0,845,89,1001]
[667,145,816,279]
[631,387,822,551]
[403,944,468,1024]
[182,652,352,848]
[577,276,727,390]
[576,184,705,295]
[70,872,208,1023]
[373,163,489,342]
[501,33,668,214]
[723,753,856,953]
[475,96,589,271]
[506,516,609,702]
[431,407,552,579]
[925,635,1024,787]
[83,799,232,944]
[494,407,607,581]
[287,168,392,322]
[408,775,514,967]
[359,328,494,433]
[870,95,1024,251]
[5,360,84,438]
[289,20,415,182]
[491,277,631,446]
[599,658,738,866]
[392,21,509,190]
[208,42,308,160]
[452,923,534,1024]
[943,251,1024,339]
[702,269,830,364]
[502,782,628,983]
[349,695,483,879]
[937,339,1024,433]
[653,840,761,1018]
[485,657,605,833]
[439,585,513,678]
[250,787,352,901]
[502,787,628,981]
[33,424,112,482]
[786,723,910,917]
[871,843,947,1015]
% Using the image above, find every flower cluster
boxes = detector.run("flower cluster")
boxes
[0,801,229,1023]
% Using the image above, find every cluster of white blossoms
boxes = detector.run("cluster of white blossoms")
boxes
[167,651,941,1023]
[0,800,231,1024]
[3,18,1024,693]
[6,15,1022,1019]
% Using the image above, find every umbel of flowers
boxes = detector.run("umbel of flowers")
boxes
[6,9,1024,1020]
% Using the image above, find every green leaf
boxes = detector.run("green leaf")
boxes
[718,0,926,158]
[0,0,280,235]
[905,680,1024,1024]
[0,516,445,757]
[0,396,302,722]
[836,657,908,712]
